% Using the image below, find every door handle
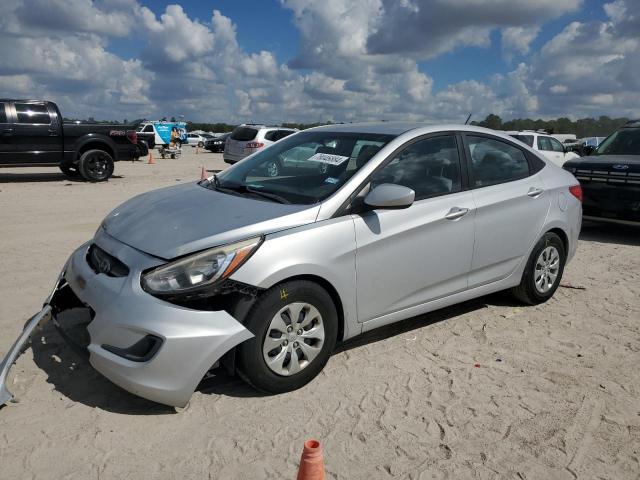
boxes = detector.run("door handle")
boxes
[1,128,13,135]
[48,129,58,136]
[445,207,470,220]
[527,187,544,198]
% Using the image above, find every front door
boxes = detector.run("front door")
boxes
[353,133,475,323]
[10,101,62,164]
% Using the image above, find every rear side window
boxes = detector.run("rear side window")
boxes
[264,130,278,141]
[15,103,51,124]
[143,125,154,132]
[468,136,530,188]
[231,127,258,141]
[0,103,6,123]
[277,130,295,141]
[510,134,533,147]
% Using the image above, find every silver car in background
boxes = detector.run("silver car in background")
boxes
[223,124,297,169]
[1,123,582,408]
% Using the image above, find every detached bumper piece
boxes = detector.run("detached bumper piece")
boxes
[0,305,53,407]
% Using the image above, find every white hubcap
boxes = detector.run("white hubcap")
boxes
[262,302,325,376]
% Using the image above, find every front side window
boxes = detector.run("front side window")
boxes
[537,136,552,151]
[550,138,564,152]
[370,135,461,201]
[15,103,50,124]
[211,131,395,204]
[468,136,530,188]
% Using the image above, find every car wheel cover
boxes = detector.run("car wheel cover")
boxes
[87,152,108,178]
[262,302,325,376]
[534,246,560,294]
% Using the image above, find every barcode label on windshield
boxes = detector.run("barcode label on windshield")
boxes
[308,153,349,166]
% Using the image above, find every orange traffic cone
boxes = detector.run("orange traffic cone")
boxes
[200,165,207,180]
[296,439,325,480]
[147,150,156,165]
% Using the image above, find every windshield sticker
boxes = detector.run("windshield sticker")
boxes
[308,152,349,166]
[324,177,339,184]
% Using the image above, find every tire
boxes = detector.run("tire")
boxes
[197,141,204,148]
[511,232,566,305]
[237,280,338,393]
[77,149,115,182]
[59,163,79,178]
[265,160,280,177]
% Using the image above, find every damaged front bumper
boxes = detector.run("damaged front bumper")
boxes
[1,235,255,409]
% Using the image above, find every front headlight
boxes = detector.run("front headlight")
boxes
[141,237,262,295]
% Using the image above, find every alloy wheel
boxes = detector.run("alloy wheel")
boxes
[534,246,560,293]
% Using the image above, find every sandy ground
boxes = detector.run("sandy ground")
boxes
[0,147,639,479]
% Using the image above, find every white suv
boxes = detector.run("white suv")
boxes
[224,125,297,166]
[507,131,580,167]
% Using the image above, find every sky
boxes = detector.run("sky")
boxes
[0,0,638,124]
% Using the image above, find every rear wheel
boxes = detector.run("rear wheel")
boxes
[78,149,114,182]
[511,232,566,305]
[237,280,338,393]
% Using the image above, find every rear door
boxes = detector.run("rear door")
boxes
[10,101,62,164]
[354,133,476,323]
[463,133,550,288]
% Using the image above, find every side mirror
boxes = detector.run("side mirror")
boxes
[582,145,595,156]
[364,184,415,209]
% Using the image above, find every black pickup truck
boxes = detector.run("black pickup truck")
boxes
[563,119,640,225]
[0,99,138,181]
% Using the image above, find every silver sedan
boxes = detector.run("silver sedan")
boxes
[1,123,582,408]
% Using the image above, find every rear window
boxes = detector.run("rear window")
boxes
[231,127,258,141]
[510,134,534,147]
[15,103,51,124]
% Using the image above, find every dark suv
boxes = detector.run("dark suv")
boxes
[563,120,640,224]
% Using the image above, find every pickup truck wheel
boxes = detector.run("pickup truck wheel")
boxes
[78,149,114,182]
[59,164,79,177]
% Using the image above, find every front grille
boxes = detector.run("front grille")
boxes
[564,166,640,185]
[87,244,129,277]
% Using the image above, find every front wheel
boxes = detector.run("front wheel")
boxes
[511,232,566,305]
[78,149,114,182]
[237,281,338,393]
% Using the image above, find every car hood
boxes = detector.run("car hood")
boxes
[101,182,320,259]
[564,154,640,171]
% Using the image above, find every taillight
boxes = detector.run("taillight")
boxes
[245,142,264,149]
[127,130,137,144]
[569,184,583,202]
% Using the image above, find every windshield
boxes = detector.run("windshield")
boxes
[596,128,640,155]
[510,134,534,147]
[208,130,395,204]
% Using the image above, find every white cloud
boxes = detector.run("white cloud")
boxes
[0,0,639,125]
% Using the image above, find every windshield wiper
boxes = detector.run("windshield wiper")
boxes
[210,181,291,204]
[243,186,291,204]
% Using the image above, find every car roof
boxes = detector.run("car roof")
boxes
[307,121,514,138]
